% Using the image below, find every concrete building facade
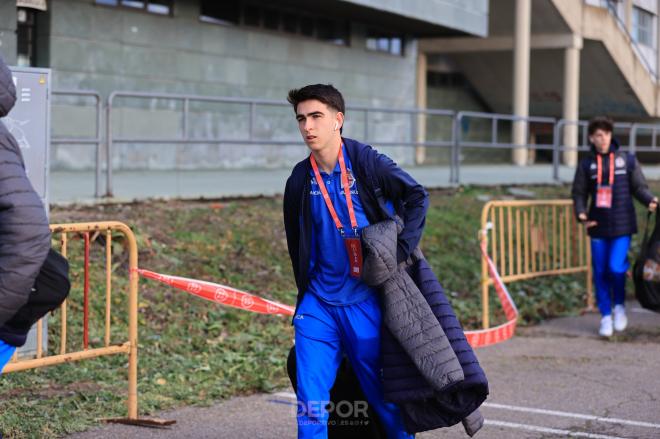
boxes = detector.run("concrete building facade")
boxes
[420,0,660,166]
[0,0,487,171]
[3,1,660,175]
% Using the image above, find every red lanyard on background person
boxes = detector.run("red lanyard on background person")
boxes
[309,144,359,237]
[596,153,615,186]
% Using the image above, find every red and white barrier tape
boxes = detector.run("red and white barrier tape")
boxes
[138,235,517,348]
[137,269,295,316]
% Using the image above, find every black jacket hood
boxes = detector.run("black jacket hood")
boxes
[0,55,16,118]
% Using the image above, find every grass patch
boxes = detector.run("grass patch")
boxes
[1,182,658,437]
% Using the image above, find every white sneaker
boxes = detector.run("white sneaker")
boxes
[613,305,628,332]
[599,315,613,337]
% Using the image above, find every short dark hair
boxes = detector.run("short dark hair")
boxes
[588,116,614,135]
[287,84,345,115]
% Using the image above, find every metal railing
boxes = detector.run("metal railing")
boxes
[105,91,455,197]
[451,111,556,183]
[480,200,593,329]
[628,122,660,153]
[46,89,660,198]
[4,221,140,421]
[51,90,104,197]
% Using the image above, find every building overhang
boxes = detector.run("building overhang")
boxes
[273,0,489,37]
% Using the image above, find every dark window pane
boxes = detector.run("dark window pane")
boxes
[200,0,239,25]
[283,13,298,33]
[16,9,35,67]
[300,16,314,37]
[243,4,261,26]
[263,9,280,30]
[147,0,171,15]
[377,38,389,52]
[95,0,119,5]
[317,18,333,40]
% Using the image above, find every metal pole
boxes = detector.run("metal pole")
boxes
[95,94,103,198]
[629,123,637,155]
[183,98,189,140]
[105,96,113,198]
[249,102,256,141]
[411,112,418,165]
[491,117,497,145]
[124,223,139,419]
[553,120,561,182]
[451,113,461,184]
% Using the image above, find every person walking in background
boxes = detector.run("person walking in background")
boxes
[572,116,658,337]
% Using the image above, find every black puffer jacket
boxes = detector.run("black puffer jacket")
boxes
[572,139,655,238]
[0,55,51,327]
[361,219,486,436]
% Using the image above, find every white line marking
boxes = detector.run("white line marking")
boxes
[273,393,659,432]
[484,403,660,429]
[485,420,626,439]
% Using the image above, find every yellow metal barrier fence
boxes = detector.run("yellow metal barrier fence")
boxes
[3,221,139,421]
[480,200,593,329]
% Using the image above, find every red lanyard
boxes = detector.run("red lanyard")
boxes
[596,153,614,186]
[309,145,358,237]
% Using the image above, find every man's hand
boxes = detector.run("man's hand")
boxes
[649,197,658,212]
[578,213,597,229]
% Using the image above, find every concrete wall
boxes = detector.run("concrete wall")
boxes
[48,0,424,171]
[0,4,17,64]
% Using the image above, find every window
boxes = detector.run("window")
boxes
[263,9,280,30]
[366,29,404,56]
[300,16,314,37]
[200,2,240,25]
[198,1,350,47]
[243,4,261,26]
[94,0,172,16]
[317,18,349,46]
[282,13,298,34]
[147,0,172,15]
[632,6,654,47]
[16,8,36,67]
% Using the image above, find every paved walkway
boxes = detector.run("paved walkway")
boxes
[69,301,660,439]
[51,165,660,204]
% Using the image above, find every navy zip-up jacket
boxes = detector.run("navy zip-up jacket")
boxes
[283,138,489,433]
[283,137,429,312]
[572,139,655,238]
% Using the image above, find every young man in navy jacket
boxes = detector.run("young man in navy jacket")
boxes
[572,117,657,337]
[283,84,427,438]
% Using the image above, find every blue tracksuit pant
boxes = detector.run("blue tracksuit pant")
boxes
[294,292,412,439]
[590,235,631,316]
[0,340,16,374]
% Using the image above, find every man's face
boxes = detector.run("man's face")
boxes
[295,99,342,152]
[589,128,612,154]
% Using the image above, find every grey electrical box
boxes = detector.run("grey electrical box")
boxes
[1,66,51,358]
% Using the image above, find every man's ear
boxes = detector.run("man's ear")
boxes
[336,112,344,131]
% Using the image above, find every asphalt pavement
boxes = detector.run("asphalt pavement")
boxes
[68,301,660,439]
